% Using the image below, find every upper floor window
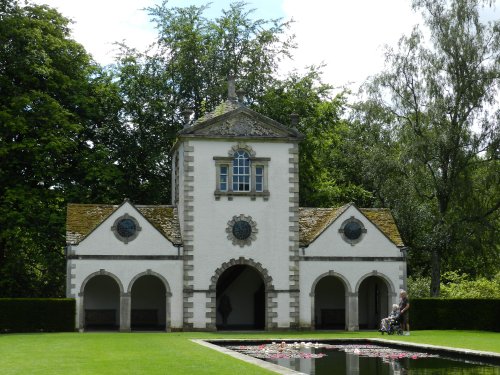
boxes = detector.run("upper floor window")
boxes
[214,144,270,200]
[255,166,264,192]
[220,165,228,192]
[232,151,250,191]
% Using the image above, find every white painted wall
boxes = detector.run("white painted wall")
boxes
[75,202,179,256]
[304,205,402,257]
[186,139,296,327]
[189,140,292,288]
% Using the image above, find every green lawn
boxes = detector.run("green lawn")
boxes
[0,330,498,374]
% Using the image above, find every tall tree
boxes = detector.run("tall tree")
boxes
[0,1,120,296]
[256,68,372,207]
[356,0,500,295]
[107,1,295,204]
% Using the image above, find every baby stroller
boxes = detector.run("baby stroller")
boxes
[380,314,403,335]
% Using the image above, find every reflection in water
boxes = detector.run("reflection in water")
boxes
[226,343,500,375]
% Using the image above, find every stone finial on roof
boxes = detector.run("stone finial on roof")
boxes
[227,74,237,102]
[182,108,194,128]
[236,88,246,104]
[290,113,299,129]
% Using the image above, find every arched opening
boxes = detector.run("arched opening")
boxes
[130,275,166,331]
[216,265,265,330]
[314,276,346,329]
[83,275,120,331]
[358,276,389,329]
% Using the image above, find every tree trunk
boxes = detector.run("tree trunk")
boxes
[430,248,441,297]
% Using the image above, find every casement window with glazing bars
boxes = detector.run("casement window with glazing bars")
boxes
[214,148,269,200]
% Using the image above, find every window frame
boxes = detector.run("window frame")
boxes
[232,150,251,192]
[214,148,270,200]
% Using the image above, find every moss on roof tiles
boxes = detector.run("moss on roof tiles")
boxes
[66,203,182,246]
[137,206,182,245]
[299,206,348,247]
[193,100,241,125]
[360,208,404,247]
[66,204,115,245]
[298,205,404,247]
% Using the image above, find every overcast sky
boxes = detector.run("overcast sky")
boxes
[30,0,498,91]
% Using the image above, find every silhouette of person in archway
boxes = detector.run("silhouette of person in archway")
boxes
[218,295,232,327]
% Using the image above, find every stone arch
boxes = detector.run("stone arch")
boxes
[209,257,275,292]
[356,271,396,330]
[78,269,124,331]
[309,270,351,330]
[310,270,352,296]
[228,142,256,157]
[79,269,124,296]
[127,269,172,331]
[207,257,275,330]
[355,271,396,296]
[127,269,172,295]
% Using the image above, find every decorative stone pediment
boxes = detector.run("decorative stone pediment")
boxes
[195,112,288,137]
[178,104,302,140]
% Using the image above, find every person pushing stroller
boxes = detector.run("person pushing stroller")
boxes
[379,304,400,334]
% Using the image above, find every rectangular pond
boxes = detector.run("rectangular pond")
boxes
[207,339,500,375]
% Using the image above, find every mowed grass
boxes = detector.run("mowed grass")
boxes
[0,330,498,375]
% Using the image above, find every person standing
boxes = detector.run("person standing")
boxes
[399,289,410,335]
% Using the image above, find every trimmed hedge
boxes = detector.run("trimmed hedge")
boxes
[0,298,75,333]
[411,298,500,332]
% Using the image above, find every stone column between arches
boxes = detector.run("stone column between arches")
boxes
[77,292,84,331]
[120,293,131,332]
[347,292,358,331]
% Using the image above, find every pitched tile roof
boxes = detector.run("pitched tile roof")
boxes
[298,206,350,247]
[66,203,182,246]
[359,208,404,247]
[298,205,404,247]
[66,203,403,248]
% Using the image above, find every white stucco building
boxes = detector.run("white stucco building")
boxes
[66,82,406,332]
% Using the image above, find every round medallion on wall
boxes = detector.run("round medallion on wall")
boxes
[339,217,366,245]
[226,214,258,247]
[111,213,141,244]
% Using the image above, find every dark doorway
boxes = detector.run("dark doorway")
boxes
[216,265,265,330]
[314,276,346,330]
[84,275,120,331]
[358,276,389,329]
[130,275,166,331]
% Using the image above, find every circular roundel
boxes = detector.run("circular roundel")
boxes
[343,221,363,240]
[116,218,137,238]
[226,215,258,247]
[339,217,366,245]
[112,214,141,244]
[232,220,252,240]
